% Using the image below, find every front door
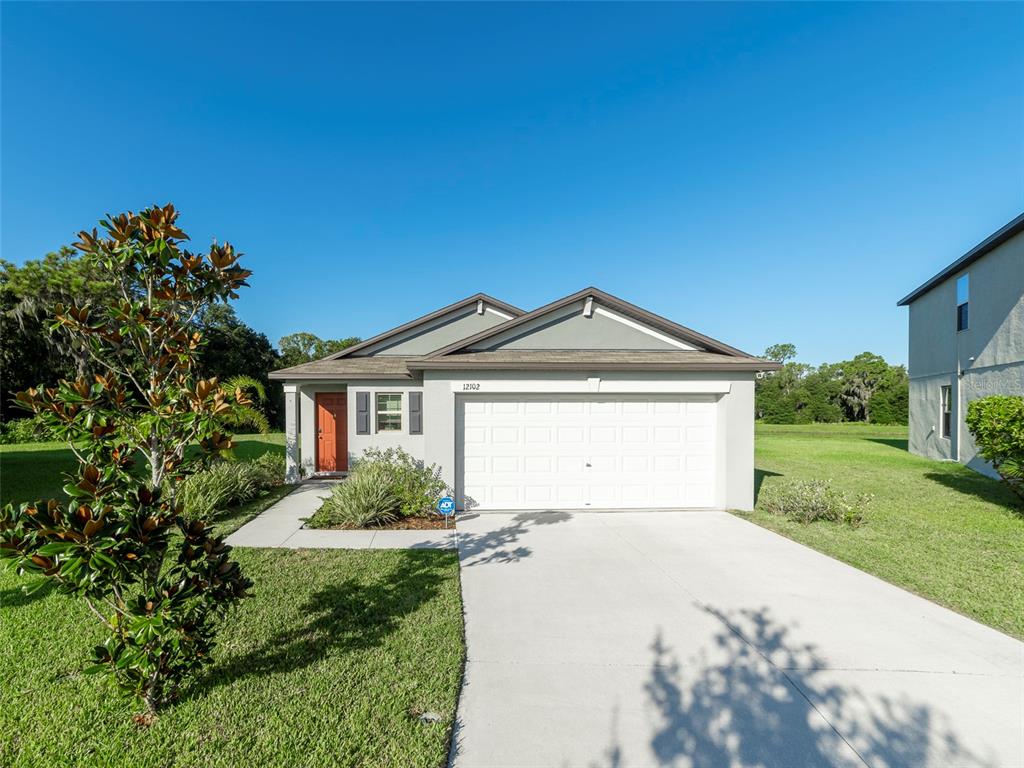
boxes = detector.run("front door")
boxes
[316,393,348,472]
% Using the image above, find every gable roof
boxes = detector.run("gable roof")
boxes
[326,293,524,359]
[408,349,777,372]
[269,287,780,380]
[421,287,757,360]
[897,212,1024,306]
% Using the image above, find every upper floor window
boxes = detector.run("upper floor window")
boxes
[956,274,969,331]
[376,393,403,432]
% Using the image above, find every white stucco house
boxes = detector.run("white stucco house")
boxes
[269,287,780,511]
[898,212,1024,475]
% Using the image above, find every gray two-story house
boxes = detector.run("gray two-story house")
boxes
[898,212,1024,475]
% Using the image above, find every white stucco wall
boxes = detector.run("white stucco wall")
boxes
[422,369,757,511]
[291,380,424,476]
[286,370,758,510]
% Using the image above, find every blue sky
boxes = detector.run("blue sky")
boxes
[3,2,1022,365]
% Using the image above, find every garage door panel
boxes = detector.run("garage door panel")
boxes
[458,394,717,511]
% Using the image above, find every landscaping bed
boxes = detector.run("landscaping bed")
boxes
[329,516,457,531]
[743,423,1024,639]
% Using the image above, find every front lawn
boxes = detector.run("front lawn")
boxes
[0,432,286,508]
[744,423,1024,639]
[0,436,465,768]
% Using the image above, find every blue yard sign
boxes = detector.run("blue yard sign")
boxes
[436,496,456,516]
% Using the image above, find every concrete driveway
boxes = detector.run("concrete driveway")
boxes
[450,511,1023,768]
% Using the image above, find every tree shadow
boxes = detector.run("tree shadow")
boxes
[456,511,573,567]
[590,606,999,767]
[753,469,782,505]
[192,549,451,697]
[865,437,909,451]
[0,579,55,608]
[924,470,1023,515]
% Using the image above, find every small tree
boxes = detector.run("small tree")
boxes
[966,395,1024,502]
[0,204,256,715]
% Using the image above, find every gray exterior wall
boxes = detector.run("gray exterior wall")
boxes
[468,300,694,351]
[294,381,424,476]
[355,306,513,356]
[906,230,1024,473]
[421,369,756,511]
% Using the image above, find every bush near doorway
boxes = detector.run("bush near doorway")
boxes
[307,448,451,529]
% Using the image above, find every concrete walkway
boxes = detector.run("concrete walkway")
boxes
[450,510,1024,768]
[225,480,457,550]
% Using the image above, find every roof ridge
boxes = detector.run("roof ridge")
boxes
[420,287,758,360]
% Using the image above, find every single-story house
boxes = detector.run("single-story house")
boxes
[269,287,780,511]
[897,212,1024,475]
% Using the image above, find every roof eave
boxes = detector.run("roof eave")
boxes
[408,360,781,372]
[897,212,1024,306]
[268,370,414,381]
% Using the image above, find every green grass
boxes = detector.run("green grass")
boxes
[0,432,286,508]
[0,434,465,767]
[743,423,1024,639]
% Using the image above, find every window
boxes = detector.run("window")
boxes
[376,393,403,432]
[940,385,951,438]
[956,274,969,331]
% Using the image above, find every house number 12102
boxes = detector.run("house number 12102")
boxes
[462,383,481,391]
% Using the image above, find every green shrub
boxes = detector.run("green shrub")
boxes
[0,417,52,444]
[759,479,870,527]
[356,447,450,518]
[176,454,285,518]
[308,463,401,528]
[966,395,1024,502]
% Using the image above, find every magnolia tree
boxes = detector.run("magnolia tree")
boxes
[0,204,257,714]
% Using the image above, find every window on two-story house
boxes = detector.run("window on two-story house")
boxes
[940,385,952,439]
[956,274,969,331]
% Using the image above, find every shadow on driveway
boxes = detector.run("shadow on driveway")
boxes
[589,606,999,768]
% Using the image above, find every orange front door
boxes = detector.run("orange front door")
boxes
[316,393,348,472]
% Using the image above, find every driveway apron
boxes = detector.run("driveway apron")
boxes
[450,510,1024,768]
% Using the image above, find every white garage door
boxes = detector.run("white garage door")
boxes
[457,394,717,510]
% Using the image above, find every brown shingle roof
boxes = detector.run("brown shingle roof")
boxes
[268,356,420,380]
[409,350,780,371]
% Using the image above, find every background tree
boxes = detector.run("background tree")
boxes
[2,250,280,432]
[0,248,117,423]
[277,331,360,369]
[0,205,256,715]
[197,304,281,426]
[756,345,907,425]
[763,343,797,363]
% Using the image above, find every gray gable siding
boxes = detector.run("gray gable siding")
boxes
[468,300,695,352]
[908,230,1024,378]
[358,307,512,356]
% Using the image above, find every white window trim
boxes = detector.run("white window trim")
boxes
[375,392,404,433]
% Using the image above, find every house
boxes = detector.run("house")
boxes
[269,287,780,511]
[897,213,1024,475]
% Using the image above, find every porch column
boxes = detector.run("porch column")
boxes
[283,383,300,483]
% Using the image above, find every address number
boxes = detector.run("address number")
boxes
[462,383,481,391]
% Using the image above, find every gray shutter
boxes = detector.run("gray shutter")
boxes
[409,391,423,435]
[356,391,371,435]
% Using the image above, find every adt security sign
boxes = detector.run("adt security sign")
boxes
[436,497,456,516]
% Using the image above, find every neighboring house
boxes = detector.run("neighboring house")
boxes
[898,213,1024,475]
[269,287,779,511]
